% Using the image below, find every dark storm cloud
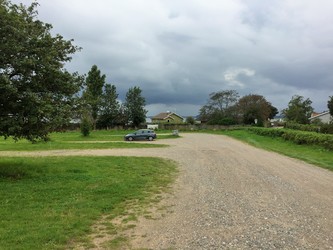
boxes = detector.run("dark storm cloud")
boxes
[13,0,333,115]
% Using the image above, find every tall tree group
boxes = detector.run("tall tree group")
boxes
[81,65,147,130]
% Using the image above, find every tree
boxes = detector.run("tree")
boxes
[328,96,333,117]
[124,86,147,127]
[237,94,273,126]
[0,1,82,141]
[83,65,106,129]
[97,84,120,129]
[199,90,239,124]
[282,95,313,124]
[186,116,195,125]
[269,105,279,119]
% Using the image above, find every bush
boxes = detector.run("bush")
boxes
[320,123,333,134]
[285,122,320,133]
[80,116,92,137]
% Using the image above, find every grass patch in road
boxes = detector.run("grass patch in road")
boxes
[0,156,177,249]
[0,130,178,151]
[50,130,178,142]
[218,129,333,171]
[0,140,166,151]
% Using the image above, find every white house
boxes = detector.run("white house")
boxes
[309,111,332,124]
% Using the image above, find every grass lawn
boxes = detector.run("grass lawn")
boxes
[0,156,177,249]
[217,129,333,171]
[0,130,178,151]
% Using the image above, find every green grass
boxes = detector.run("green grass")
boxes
[0,156,177,249]
[218,129,333,171]
[0,130,179,151]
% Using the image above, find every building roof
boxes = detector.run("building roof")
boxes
[152,112,184,120]
[309,111,330,120]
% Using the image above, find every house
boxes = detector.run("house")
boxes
[309,111,332,124]
[151,112,184,124]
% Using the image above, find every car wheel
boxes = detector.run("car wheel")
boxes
[128,137,133,141]
[148,136,153,141]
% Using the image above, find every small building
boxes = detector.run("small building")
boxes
[309,111,332,124]
[152,112,184,124]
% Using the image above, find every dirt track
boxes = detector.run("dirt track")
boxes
[2,133,333,249]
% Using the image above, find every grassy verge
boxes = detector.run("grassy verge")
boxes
[217,129,333,171]
[0,156,177,249]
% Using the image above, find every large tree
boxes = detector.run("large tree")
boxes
[328,96,333,117]
[97,84,120,129]
[124,86,147,127]
[237,94,274,126]
[199,90,239,125]
[282,95,313,124]
[83,65,106,129]
[0,1,82,141]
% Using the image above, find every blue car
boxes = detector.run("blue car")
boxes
[124,129,157,141]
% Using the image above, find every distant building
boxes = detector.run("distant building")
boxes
[151,112,184,124]
[309,111,332,124]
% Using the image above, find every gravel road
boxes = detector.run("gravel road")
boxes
[2,133,332,249]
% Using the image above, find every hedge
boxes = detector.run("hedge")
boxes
[248,127,333,151]
[285,122,333,134]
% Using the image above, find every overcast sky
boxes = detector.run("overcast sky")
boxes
[14,0,333,116]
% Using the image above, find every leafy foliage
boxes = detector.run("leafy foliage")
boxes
[236,94,276,126]
[124,86,147,127]
[199,90,239,124]
[0,0,82,141]
[282,95,313,124]
[82,65,106,129]
[185,116,195,125]
[97,84,120,129]
[80,115,92,137]
[328,96,333,117]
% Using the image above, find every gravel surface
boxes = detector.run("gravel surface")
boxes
[2,133,333,249]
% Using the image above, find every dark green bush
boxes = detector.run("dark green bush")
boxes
[80,117,92,137]
[320,123,333,134]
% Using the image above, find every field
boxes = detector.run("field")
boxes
[1,128,332,249]
[0,130,178,249]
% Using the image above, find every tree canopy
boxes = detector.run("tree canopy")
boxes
[199,90,239,125]
[97,84,120,129]
[328,96,333,117]
[282,95,313,124]
[82,65,106,129]
[124,86,147,127]
[0,0,82,141]
[237,94,275,126]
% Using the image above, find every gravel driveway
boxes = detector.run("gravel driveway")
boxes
[2,133,332,249]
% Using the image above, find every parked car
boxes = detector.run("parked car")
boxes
[124,129,157,141]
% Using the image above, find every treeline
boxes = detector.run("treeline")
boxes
[199,90,333,127]
[198,90,278,126]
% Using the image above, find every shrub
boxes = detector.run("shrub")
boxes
[80,116,92,137]
[320,123,333,134]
